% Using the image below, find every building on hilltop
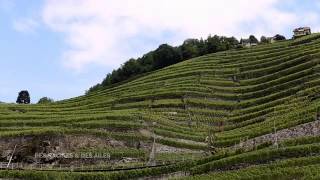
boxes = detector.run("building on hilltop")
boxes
[266,37,277,43]
[240,38,257,47]
[293,27,311,38]
[267,34,286,43]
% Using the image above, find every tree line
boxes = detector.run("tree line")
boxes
[87,35,242,93]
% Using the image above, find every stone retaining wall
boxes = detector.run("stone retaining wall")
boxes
[233,120,320,150]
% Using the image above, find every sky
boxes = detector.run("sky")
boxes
[0,0,320,103]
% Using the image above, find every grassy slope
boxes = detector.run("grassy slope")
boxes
[1,34,320,179]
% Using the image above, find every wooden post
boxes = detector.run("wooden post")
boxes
[183,95,192,129]
[219,121,224,132]
[147,123,157,166]
[273,120,278,149]
[239,138,243,149]
[7,144,17,169]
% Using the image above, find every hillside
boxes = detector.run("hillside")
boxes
[1,34,320,179]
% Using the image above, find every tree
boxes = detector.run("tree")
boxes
[273,34,286,41]
[180,39,199,59]
[16,91,30,104]
[249,35,259,44]
[38,97,54,104]
[121,58,142,78]
[225,37,240,48]
[206,35,220,53]
[260,36,269,44]
[153,44,182,69]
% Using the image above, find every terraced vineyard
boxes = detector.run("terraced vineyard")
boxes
[2,34,320,179]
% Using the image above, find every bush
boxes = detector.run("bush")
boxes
[38,97,54,104]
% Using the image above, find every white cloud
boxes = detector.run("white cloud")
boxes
[13,18,39,33]
[40,0,305,71]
